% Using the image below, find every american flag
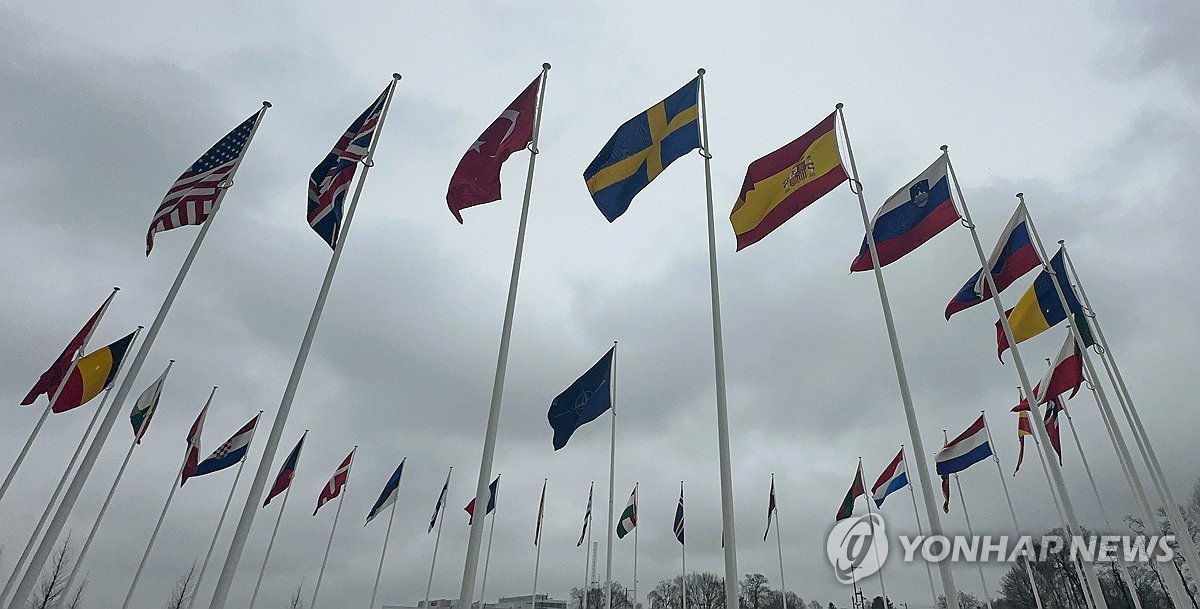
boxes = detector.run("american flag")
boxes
[308,86,390,249]
[146,110,262,255]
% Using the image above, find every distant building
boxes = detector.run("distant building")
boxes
[385,594,567,609]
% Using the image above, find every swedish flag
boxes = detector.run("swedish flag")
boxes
[584,78,701,221]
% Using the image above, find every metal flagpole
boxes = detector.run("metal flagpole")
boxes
[1062,398,1145,609]
[1018,193,1191,608]
[696,67,741,609]
[901,448,939,607]
[426,467,452,609]
[584,491,594,609]
[1060,241,1200,581]
[861,461,889,608]
[0,324,140,604]
[208,79,399,609]
[532,479,547,609]
[952,473,993,609]
[479,512,497,607]
[980,414,1045,609]
[942,154,1106,608]
[770,475,787,609]
[122,467,188,609]
[681,515,687,609]
[312,469,351,609]
[369,501,399,609]
[836,106,959,607]
[10,101,271,609]
[459,63,550,609]
[0,286,119,505]
[248,485,292,609]
[66,358,177,595]
[606,343,618,609]
[632,483,638,609]
[188,443,255,609]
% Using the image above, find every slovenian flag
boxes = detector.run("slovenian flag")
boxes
[850,155,960,272]
[193,413,261,477]
[366,459,406,525]
[871,448,909,508]
[945,206,1041,319]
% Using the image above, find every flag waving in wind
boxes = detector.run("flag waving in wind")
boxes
[548,347,614,450]
[180,401,209,486]
[429,468,452,533]
[1015,410,1034,475]
[52,331,136,413]
[764,476,777,541]
[616,485,638,539]
[935,416,994,512]
[147,110,262,255]
[945,205,1041,319]
[996,248,1083,359]
[850,156,960,272]
[308,86,389,249]
[577,482,593,546]
[447,74,542,222]
[835,462,866,521]
[22,291,116,406]
[316,448,355,515]
[674,482,685,545]
[130,363,171,444]
[871,448,909,508]
[366,458,406,525]
[465,476,500,524]
[193,413,260,477]
[534,479,547,546]
[264,433,306,507]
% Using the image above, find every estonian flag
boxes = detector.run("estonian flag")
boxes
[366,459,406,525]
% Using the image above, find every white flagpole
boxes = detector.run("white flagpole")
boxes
[696,67,741,609]
[426,467,452,609]
[1018,193,1191,608]
[369,501,399,609]
[681,520,687,609]
[248,485,292,609]
[860,459,889,608]
[0,286,119,505]
[606,343,618,609]
[208,79,399,609]
[836,106,959,607]
[0,324,141,604]
[900,448,939,608]
[459,63,551,609]
[632,483,638,609]
[66,358,177,595]
[122,465,191,609]
[980,414,1045,609]
[532,478,547,609]
[584,490,594,609]
[311,483,348,609]
[188,434,257,609]
[951,473,993,609]
[943,153,1106,608]
[1060,241,1200,582]
[10,101,271,609]
[770,475,787,609]
[479,512,497,607]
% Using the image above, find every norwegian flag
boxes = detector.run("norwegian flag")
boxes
[180,401,210,486]
[307,86,389,248]
[146,110,262,255]
[315,448,356,515]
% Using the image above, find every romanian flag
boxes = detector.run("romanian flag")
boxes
[584,78,700,222]
[996,248,1082,359]
[835,462,866,522]
[51,331,136,414]
[730,112,847,250]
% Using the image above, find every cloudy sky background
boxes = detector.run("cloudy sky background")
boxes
[2,2,1198,608]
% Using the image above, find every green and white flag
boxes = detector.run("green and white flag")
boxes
[616,485,637,539]
[130,363,171,443]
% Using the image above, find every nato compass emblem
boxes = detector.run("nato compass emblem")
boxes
[910,180,931,208]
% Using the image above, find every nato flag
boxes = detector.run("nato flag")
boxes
[548,347,615,450]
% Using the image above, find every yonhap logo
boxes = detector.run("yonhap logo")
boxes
[826,514,889,583]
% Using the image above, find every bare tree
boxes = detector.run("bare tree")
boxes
[164,563,198,609]
[31,537,83,609]
[287,584,305,609]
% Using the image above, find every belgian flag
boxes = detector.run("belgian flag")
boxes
[51,331,136,413]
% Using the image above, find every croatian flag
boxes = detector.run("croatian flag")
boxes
[945,206,1042,319]
[935,415,994,476]
[193,414,260,477]
[850,155,960,272]
[871,448,909,508]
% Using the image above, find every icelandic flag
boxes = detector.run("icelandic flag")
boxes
[193,414,260,477]
[945,206,1041,319]
[264,433,306,507]
[850,156,960,272]
[871,448,909,508]
[935,415,994,476]
[366,458,406,525]
[547,347,614,450]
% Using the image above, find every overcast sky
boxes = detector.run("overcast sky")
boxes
[2,2,1199,609]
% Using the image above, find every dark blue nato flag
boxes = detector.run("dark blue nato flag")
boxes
[548,347,615,450]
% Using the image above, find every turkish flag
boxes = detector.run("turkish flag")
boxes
[447,74,541,222]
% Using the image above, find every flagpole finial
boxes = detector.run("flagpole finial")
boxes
[1058,239,1065,245]
[137,324,145,329]
[169,359,176,363]
[112,286,121,291]
[697,68,706,75]
[836,102,844,109]
[393,73,402,80]
[940,145,949,152]
[262,101,272,108]
[542,63,551,71]
[1016,192,1024,199]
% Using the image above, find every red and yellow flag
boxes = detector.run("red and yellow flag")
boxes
[52,331,135,413]
[730,112,847,250]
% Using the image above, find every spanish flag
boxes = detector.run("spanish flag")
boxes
[995,248,1082,359]
[52,331,136,413]
[730,112,847,250]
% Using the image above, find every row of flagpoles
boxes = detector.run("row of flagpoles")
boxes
[3,62,1190,609]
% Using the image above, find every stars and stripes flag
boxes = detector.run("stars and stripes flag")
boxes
[146,110,263,255]
[674,482,685,545]
[315,448,356,515]
[576,482,593,546]
[764,476,777,541]
[534,479,547,546]
[429,468,451,533]
[307,86,389,249]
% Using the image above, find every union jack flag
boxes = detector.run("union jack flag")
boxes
[308,86,389,249]
[146,110,262,255]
